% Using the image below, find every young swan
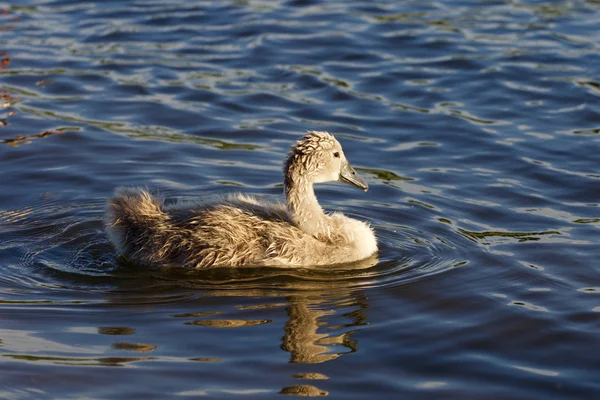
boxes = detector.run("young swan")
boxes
[105,131,377,268]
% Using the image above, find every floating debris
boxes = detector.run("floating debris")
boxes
[1,128,65,147]
[0,91,18,108]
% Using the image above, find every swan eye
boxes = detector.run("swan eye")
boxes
[333,152,340,158]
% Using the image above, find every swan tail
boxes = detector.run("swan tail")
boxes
[104,187,172,264]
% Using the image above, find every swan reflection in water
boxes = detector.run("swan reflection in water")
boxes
[103,254,380,394]
[172,253,379,363]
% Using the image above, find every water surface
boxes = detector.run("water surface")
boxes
[1,0,599,398]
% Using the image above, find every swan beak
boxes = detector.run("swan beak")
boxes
[340,162,368,192]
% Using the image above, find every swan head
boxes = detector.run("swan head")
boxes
[284,131,368,191]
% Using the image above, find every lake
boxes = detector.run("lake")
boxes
[1,0,599,398]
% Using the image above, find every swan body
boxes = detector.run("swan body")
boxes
[105,131,377,268]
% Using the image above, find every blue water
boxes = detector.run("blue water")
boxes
[1,0,599,398]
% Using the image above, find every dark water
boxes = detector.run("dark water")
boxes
[1,0,599,398]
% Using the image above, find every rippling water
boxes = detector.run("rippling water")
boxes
[1,0,599,398]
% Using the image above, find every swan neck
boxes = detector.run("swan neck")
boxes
[285,178,328,237]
